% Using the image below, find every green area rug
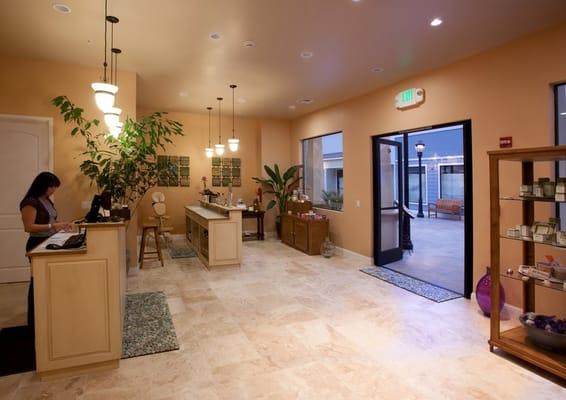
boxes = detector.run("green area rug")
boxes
[168,240,197,259]
[122,291,179,359]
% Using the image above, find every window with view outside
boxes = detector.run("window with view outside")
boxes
[440,164,464,200]
[302,132,343,211]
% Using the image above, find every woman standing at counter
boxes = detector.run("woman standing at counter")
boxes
[19,172,71,329]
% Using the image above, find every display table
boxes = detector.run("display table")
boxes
[242,210,265,241]
[185,202,242,269]
[27,222,127,380]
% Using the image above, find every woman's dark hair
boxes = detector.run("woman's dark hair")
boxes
[21,172,61,205]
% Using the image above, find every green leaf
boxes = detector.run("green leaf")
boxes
[266,200,277,210]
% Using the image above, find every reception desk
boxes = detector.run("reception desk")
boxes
[185,202,242,269]
[27,222,127,380]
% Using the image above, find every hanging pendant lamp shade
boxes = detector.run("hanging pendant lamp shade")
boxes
[104,106,122,128]
[205,106,214,158]
[92,82,118,112]
[109,121,123,138]
[91,1,119,111]
[215,97,225,156]
[228,84,239,152]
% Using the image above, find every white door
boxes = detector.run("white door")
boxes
[0,115,52,283]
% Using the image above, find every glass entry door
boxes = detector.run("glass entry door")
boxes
[373,138,403,265]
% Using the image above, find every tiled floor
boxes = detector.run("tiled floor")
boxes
[1,239,564,399]
[385,216,465,294]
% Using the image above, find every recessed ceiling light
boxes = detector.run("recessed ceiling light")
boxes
[242,40,256,48]
[53,3,71,14]
[179,91,188,97]
[561,112,566,116]
[352,0,362,2]
[238,98,247,104]
[430,17,443,27]
[300,51,314,59]
[371,66,384,73]
[297,99,314,105]
[289,105,296,110]
[209,32,221,40]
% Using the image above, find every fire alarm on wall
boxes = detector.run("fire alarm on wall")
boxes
[395,88,425,109]
[499,136,513,148]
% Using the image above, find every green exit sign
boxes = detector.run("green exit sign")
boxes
[401,89,414,103]
[395,88,425,109]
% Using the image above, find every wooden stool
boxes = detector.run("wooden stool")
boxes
[139,223,164,268]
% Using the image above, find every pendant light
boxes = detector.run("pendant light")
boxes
[104,16,122,129]
[91,0,118,112]
[228,84,240,152]
[205,107,214,158]
[215,97,225,156]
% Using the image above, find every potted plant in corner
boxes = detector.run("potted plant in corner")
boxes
[252,164,301,237]
[52,96,184,219]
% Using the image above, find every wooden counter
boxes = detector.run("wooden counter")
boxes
[185,202,243,269]
[28,222,127,380]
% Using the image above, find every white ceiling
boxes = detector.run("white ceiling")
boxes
[1,0,566,118]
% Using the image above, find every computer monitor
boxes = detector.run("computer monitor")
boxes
[85,194,102,223]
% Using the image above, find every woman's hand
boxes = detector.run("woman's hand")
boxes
[53,222,73,232]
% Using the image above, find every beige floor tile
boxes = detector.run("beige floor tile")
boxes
[2,239,563,399]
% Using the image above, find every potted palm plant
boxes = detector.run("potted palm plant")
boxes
[52,96,183,218]
[252,164,301,237]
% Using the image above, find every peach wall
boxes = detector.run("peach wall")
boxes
[290,24,566,311]
[259,119,292,233]
[0,55,138,267]
[0,55,137,221]
[136,109,264,234]
[135,112,294,235]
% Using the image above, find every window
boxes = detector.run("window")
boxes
[302,132,344,211]
[439,164,464,200]
[408,165,427,204]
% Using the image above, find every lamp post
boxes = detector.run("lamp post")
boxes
[415,141,425,218]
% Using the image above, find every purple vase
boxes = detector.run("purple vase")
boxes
[476,266,505,316]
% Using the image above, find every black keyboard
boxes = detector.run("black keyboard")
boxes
[62,233,86,249]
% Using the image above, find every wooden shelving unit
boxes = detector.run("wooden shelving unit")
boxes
[488,145,566,380]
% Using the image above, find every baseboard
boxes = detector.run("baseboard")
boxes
[0,267,31,283]
[469,292,522,319]
[333,246,372,264]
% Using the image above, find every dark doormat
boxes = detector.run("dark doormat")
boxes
[168,241,196,259]
[360,266,462,303]
[122,291,179,359]
[0,325,35,377]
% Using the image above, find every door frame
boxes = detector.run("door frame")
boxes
[372,137,404,265]
[371,120,473,299]
[0,114,53,283]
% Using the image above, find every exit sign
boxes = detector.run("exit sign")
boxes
[396,88,425,109]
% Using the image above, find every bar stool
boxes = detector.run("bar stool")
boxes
[139,222,164,268]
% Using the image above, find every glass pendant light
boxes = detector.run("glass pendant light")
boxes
[109,121,123,138]
[215,97,225,156]
[228,84,240,152]
[205,106,214,158]
[91,0,118,112]
[104,20,122,129]
[104,107,122,128]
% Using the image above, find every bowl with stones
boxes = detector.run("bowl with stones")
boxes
[520,313,566,352]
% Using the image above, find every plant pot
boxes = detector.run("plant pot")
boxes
[110,207,131,221]
[275,216,281,239]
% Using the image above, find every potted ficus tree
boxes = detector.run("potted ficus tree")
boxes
[252,164,301,237]
[52,95,183,219]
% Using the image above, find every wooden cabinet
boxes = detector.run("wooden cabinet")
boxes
[488,145,566,380]
[281,214,329,255]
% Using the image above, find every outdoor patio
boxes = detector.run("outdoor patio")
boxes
[384,215,465,294]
